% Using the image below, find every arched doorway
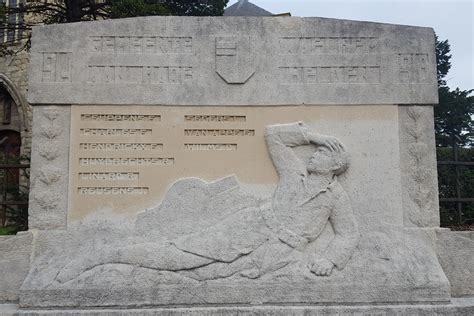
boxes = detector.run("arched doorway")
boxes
[0,129,21,227]
[0,74,28,231]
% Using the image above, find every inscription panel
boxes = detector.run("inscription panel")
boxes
[81,114,161,122]
[184,115,246,122]
[184,143,238,151]
[80,128,152,136]
[69,105,403,228]
[78,157,174,166]
[79,143,163,151]
[279,66,381,84]
[398,53,430,83]
[279,37,379,54]
[30,17,438,104]
[42,52,72,83]
[78,187,149,195]
[79,172,140,180]
[89,36,193,54]
[88,66,193,84]
[184,129,255,136]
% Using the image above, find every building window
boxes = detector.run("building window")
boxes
[1,0,26,43]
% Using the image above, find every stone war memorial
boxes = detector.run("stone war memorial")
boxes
[1,15,474,315]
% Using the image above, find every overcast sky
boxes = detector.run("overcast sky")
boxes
[227,0,474,91]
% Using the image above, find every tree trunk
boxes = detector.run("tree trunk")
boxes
[65,0,82,22]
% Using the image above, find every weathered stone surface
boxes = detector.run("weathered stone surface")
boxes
[28,106,70,229]
[28,17,437,105]
[436,230,474,297]
[136,176,261,240]
[20,225,450,307]
[0,232,33,302]
[398,105,440,227]
[21,117,449,308]
[5,298,474,315]
[19,15,452,312]
[20,172,449,307]
[0,304,18,316]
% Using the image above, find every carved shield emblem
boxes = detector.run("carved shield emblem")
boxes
[215,36,255,84]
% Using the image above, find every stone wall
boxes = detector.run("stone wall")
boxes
[0,43,33,157]
[0,232,33,302]
[436,230,474,297]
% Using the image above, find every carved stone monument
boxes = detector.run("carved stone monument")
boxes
[1,16,473,315]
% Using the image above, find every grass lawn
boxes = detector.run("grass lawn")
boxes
[0,226,17,235]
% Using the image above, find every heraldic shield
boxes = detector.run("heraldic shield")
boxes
[215,36,256,84]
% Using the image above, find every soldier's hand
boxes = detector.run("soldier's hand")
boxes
[309,134,344,152]
[308,258,335,276]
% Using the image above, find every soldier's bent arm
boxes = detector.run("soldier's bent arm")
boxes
[265,122,311,176]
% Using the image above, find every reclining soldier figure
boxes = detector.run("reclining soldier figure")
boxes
[57,122,359,282]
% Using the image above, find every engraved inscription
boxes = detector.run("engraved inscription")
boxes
[184,115,246,122]
[279,66,381,84]
[89,36,193,54]
[81,114,161,122]
[70,107,260,216]
[88,66,193,84]
[80,129,152,136]
[184,129,255,136]
[79,172,140,181]
[78,187,149,195]
[79,143,163,151]
[398,54,429,83]
[42,53,72,83]
[280,37,378,54]
[79,158,174,166]
[184,144,238,151]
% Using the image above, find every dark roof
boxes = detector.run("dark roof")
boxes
[224,0,273,16]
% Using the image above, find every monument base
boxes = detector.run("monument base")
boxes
[19,217,450,308]
[3,298,474,316]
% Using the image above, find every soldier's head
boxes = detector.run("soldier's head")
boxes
[307,146,350,176]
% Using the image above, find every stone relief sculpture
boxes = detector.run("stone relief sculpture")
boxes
[56,122,359,283]
[404,106,436,226]
[264,122,359,276]
[215,36,256,84]
[29,106,69,229]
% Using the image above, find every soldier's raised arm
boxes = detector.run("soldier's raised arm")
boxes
[265,122,311,176]
[265,122,345,176]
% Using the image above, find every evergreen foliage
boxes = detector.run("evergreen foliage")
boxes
[434,35,473,227]
[0,0,228,54]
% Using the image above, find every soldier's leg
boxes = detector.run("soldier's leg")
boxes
[56,242,214,283]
